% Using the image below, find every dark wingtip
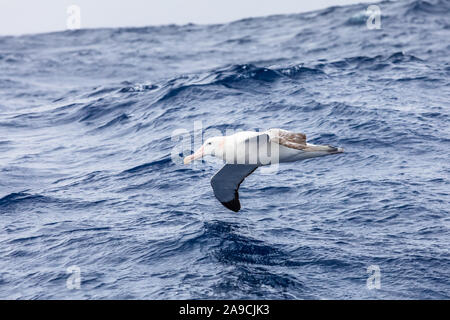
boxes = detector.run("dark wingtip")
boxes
[221,199,241,212]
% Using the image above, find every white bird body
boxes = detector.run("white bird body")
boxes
[184,128,344,212]
[209,129,343,165]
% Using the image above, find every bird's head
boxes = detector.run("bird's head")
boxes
[184,136,225,164]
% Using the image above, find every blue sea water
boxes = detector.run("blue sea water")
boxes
[0,0,449,299]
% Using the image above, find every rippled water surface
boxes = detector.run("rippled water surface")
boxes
[0,0,449,299]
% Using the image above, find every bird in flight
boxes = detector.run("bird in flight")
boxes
[184,129,344,212]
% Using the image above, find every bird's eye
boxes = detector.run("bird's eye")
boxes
[208,142,212,145]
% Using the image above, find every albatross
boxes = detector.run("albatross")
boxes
[184,129,343,212]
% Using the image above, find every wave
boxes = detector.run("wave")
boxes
[121,157,173,175]
[0,192,53,208]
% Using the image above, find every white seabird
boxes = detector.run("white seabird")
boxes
[184,128,344,212]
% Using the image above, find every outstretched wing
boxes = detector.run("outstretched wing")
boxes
[267,128,307,150]
[210,164,258,212]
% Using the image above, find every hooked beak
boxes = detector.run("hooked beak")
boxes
[184,146,204,164]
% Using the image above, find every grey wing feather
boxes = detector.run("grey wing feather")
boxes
[210,164,258,212]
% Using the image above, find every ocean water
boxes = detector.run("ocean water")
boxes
[0,0,449,299]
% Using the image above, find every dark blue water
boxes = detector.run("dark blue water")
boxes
[1,0,449,299]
